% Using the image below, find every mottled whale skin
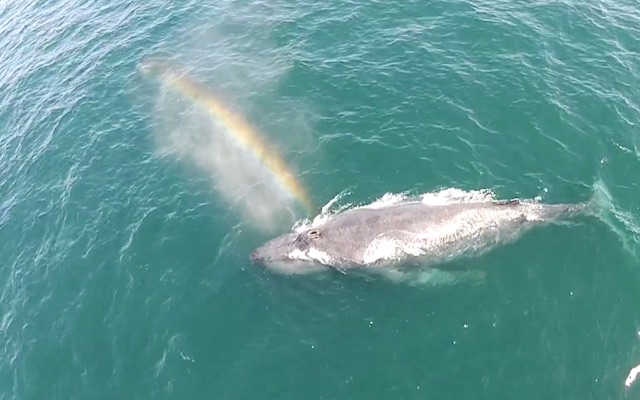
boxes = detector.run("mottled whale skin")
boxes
[250,197,594,275]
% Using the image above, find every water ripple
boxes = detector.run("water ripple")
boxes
[0,0,210,397]
[0,0,639,398]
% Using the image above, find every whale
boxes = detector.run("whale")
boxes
[249,195,598,275]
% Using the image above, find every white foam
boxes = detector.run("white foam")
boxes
[292,190,353,233]
[359,192,413,209]
[419,187,497,205]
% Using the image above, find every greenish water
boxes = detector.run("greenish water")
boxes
[1,0,640,399]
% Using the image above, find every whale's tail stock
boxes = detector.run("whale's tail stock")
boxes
[526,179,640,258]
[517,180,611,223]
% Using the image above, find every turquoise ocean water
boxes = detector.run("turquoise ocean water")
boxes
[1,0,640,398]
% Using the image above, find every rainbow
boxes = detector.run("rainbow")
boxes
[140,59,315,214]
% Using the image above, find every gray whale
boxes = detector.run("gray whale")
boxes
[250,196,596,275]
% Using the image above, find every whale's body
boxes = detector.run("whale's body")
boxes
[250,197,593,275]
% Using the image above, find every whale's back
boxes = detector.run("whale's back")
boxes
[309,200,587,268]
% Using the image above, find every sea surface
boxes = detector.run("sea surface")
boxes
[1,0,640,399]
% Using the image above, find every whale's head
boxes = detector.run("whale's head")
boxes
[250,228,333,274]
